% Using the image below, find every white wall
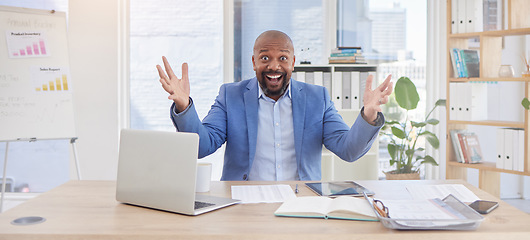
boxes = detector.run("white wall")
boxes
[68,0,122,180]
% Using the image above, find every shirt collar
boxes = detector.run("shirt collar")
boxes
[257,78,292,100]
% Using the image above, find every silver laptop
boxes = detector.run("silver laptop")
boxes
[116,129,240,215]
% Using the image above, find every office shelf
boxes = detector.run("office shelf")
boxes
[446,0,530,197]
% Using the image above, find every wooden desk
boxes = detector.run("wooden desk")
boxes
[0,180,529,240]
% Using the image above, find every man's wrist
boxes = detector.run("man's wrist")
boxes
[173,97,193,115]
[174,97,192,113]
[361,108,383,126]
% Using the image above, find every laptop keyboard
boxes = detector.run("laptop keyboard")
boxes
[194,201,215,210]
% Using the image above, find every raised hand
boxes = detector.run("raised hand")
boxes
[362,74,393,124]
[156,56,191,112]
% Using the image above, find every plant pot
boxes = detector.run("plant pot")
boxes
[384,171,420,180]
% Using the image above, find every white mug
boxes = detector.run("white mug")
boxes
[196,162,212,192]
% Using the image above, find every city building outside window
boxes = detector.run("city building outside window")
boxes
[336,0,427,178]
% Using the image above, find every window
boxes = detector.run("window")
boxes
[129,0,225,179]
[337,0,427,178]
[129,0,224,129]
[233,0,324,82]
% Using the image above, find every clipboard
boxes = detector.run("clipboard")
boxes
[363,193,484,230]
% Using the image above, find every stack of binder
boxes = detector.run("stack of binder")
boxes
[294,71,332,98]
[451,0,502,34]
[333,71,374,109]
[496,128,525,172]
[293,70,376,110]
[449,82,488,121]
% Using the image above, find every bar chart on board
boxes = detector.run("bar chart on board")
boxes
[1,6,76,140]
[31,66,71,93]
[5,31,50,58]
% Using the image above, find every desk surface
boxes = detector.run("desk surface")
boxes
[0,180,529,240]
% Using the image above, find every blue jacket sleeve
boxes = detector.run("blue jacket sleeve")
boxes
[322,101,384,163]
[170,93,228,158]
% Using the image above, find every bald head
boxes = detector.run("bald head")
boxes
[253,30,294,53]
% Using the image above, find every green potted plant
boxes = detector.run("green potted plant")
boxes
[381,76,445,180]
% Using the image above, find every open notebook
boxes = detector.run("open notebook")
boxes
[274,195,377,221]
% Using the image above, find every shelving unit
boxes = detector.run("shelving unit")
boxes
[293,64,377,111]
[446,0,530,197]
[293,65,380,181]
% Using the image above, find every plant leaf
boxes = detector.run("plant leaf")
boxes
[522,98,530,110]
[426,118,439,125]
[411,121,426,128]
[435,99,446,106]
[419,131,440,149]
[421,155,439,166]
[391,126,406,139]
[395,77,420,110]
[387,143,397,160]
[405,149,415,158]
[389,159,398,166]
[385,120,401,125]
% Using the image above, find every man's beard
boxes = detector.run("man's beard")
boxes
[258,71,289,97]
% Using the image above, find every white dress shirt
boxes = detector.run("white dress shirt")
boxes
[249,82,298,181]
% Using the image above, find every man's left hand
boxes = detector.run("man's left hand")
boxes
[362,74,393,125]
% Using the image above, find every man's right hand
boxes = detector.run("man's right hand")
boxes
[156,56,191,112]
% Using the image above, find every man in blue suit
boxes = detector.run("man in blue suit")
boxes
[157,30,393,181]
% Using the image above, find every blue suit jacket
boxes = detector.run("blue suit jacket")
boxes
[171,77,382,181]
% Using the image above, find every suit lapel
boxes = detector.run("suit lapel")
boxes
[244,78,259,167]
[291,80,305,165]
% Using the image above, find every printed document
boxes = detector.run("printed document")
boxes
[406,184,479,202]
[381,198,466,220]
[231,185,297,204]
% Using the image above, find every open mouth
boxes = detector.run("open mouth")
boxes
[264,72,284,84]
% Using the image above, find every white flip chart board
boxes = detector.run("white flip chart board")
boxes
[0,6,75,140]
